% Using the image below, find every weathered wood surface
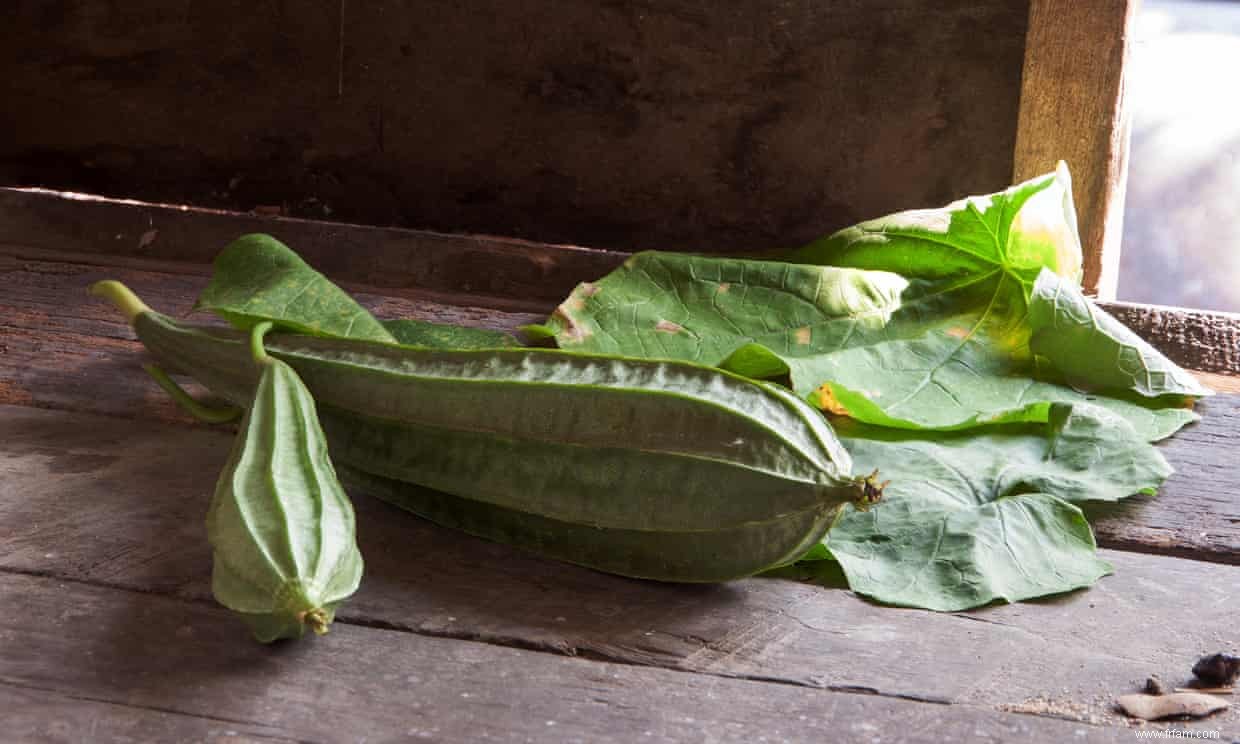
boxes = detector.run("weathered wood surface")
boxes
[0,685,296,744]
[1089,392,1240,564]
[1,573,1163,744]
[0,186,624,307]
[1013,0,1136,299]
[2,3,1030,254]
[4,248,1240,564]
[2,403,1238,739]
[1102,300,1240,377]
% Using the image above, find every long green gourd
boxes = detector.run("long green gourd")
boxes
[208,321,363,642]
[91,281,864,582]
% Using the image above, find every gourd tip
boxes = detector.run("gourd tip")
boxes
[301,608,331,636]
[89,280,151,323]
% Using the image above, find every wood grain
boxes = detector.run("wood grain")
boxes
[1014,0,1136,299]
[2,402,1239,737]
[1,2,1029,255]
[0,186,624,307]
[1098,300,1240,376]
[1089,393,1240,564]
[1,571,1168,743]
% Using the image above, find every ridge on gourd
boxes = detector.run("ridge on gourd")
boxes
[204,321,363,643]
[90,281,866,583]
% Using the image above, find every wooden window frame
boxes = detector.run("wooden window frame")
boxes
[1014,0,1136,300]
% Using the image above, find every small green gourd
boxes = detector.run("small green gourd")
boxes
[207,321,363,642]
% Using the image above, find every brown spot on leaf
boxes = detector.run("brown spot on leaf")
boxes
[579,282,601,297]
[655,319,684,334]
[566,297,586,311]
[551,305,592,343]
[814,383,851,417]
[717,282,731,293]
[794,326,811,345]
[945,326,970,339]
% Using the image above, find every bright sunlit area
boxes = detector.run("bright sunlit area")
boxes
[1119,0,1240,312]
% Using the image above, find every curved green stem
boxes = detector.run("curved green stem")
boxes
[143,364,242,424]
[250,321,275,366]
[89,280,152,324]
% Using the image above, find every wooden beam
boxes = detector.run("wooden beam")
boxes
[0,186,625,307]
[1097,300,1240,376]
[1013,0,1137,299]
[1,571,1160,742]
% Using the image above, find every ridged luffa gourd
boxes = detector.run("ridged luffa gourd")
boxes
[93,280,863,582]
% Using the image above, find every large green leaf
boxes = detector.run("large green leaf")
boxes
[534,251,1198,439]
[532,249,909,363]
[820,403,1171,611]
[195,234,397,343]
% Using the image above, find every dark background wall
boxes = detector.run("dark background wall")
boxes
[2,1,1029,254]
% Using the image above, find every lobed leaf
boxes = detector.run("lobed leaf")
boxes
[819,403,1170,610]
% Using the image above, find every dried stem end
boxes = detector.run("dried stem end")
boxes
[299,608,331,636]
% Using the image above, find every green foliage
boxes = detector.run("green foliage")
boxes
[96,163,1208,614]
[823,404,1170,610]
[533,164,1207,610]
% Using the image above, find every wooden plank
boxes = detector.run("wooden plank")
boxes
[1191,371,1240,396]
[1013,0,1136,299]
[1097,300,1240,376]
[2,3,1030,254]
[0,186,625,306]
[1090,393,1240,564]
[2,404,1238,736]
[0,685,298,744]
[0,572,1159,743]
